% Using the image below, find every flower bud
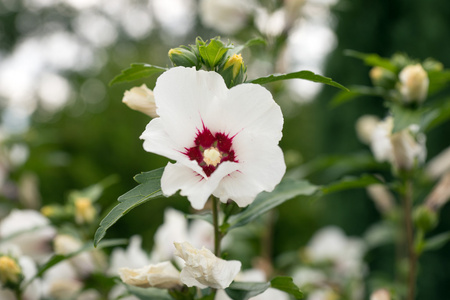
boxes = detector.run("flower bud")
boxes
[413,205,438,232]
[390,129,426,171]
[0,255,23,287]
[168,47,199,68]
[398,64,429,104]
[74,197,96,225]
[122,84,158,118]
[369,66,396,88]
[219,54,246,88]
[356,115,380,145]
[370,289,391,300]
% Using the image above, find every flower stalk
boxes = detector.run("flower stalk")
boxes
[211,196,222,257]
[402,178,417,300]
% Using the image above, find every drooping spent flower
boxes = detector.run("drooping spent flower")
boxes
[140,67,285,210]
[122,84,158,118]
[398,64,429,104]
[174,241,241,289]
[118,261,182,289]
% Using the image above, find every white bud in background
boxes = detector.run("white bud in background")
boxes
[122,84,158,118]
[356,115,380,145]
[398,64,429,104]
[370,289,391,300]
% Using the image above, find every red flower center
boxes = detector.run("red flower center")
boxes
[184,125,237,177]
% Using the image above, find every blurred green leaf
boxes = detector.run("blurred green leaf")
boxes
[250,70,348,91]
[109,63,167,86]
[226,179,318,231]
[124,284,173,300]
[68,174,118,203]
[330,85,386,107]
[231,37,266,55]
[422,97,450,131]
[364,221,397,248]
[322,174,384,194]
[428,70,450,95]
[270,276,304,299]
[390,104,425,133]
[30,239,126,283]
[345,50,397,72]
[94,168,164,246]
[423,231,450,252]
[225,281,270,300]
[185,213,213,225]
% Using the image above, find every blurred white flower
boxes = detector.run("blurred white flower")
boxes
[151,208,189,262]
[426,146,450,179]
[306,226,365,277]
[199,0,255,35]
[109,235,151,276]
[370,288,391,300]
[292,267,326,288]
[122,84,158,118]
[355,115,380,145]
[140,67,285,210]
[174,241,241,289]
[118,261,182,289]
[307,288,339,300]
[53,234,95,276]
[41,260,81,299]
[0,209,56,262]
[398,64,429,104]
[370,116,426,170]
[255,8,286,38]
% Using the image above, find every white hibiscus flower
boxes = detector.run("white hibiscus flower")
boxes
[140,67,285,210]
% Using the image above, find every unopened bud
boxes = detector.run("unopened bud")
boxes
[370,289,391,300]
[0,255,23,286]
[369,67,396,88]
[74,197,96,225]
[122,84,158,118]
[413,205,438,232]
[168,47,199,68]
[220,54,246,88]
[398,64,429,104]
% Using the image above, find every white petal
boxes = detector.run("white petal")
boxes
[140,118,205,176]
[161,162,240,210]
[204,83,283,142]
[153,67,228,148]
[214,144,285,207]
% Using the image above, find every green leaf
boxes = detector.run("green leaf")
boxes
[270,276,304,299]
[185,213,213,225]
[423,231,450,252]
[226,179,318,231]
[109,63,167,86]
[344,50,397,72]
[124,284,173,300]
[249,70,349,91]
[422,97,450,132]
[94,168,164,246]
[68,174,118,203]
[322,174,384,195]
[330,85,386,108]
[29,239,126,284]
[428,70,450,95]
[225,281,270,300]
[198,38,230,69]
[390,104,425,133]
[230,37,266,55]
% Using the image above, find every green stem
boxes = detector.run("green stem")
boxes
[15,289,23,300]
[211,196,222,257]
[403,179,417,300]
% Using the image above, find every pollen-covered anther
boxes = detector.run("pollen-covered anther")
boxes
[203,147,222,167]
